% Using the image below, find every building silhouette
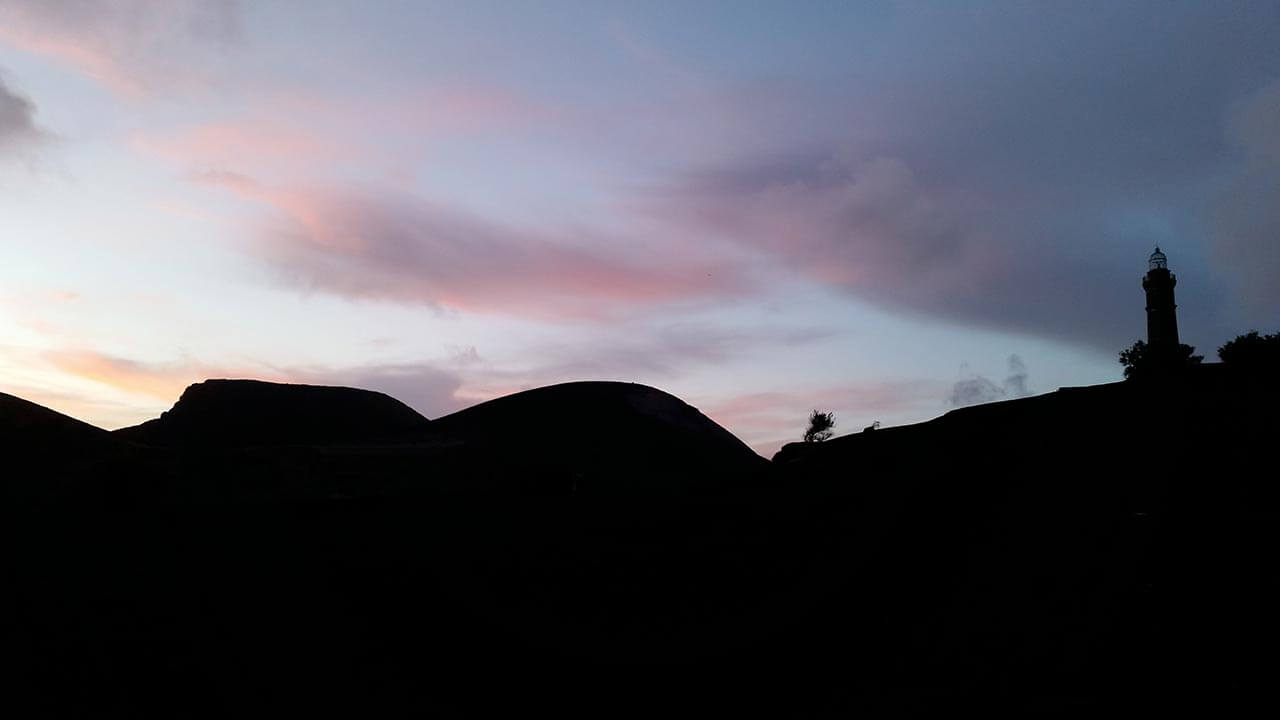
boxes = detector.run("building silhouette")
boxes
[1143,247,1179,351]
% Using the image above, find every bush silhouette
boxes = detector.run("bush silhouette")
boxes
[804,410,835,443]
[1119,339,1203,379]
[1218,330,1280,368]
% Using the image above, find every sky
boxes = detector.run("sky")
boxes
[1,1,1277,456]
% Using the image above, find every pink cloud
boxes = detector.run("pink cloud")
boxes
[134,85,554,176]
[135,123,348,169]
[191,173,749,319]
[0,1,238,95]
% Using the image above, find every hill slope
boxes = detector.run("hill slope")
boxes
[1,391,115,454]
[762,364,1280,711]
[432,381,768,493]
[2,391,139,500]
[114,379,432,448]
[8,368,1280,713]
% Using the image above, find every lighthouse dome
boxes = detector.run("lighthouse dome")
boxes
[1149,247,1168,270]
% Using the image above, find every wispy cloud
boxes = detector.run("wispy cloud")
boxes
[137,122,348,170]
[192,172,750,319]
[43,349,202,401]
[0,0,239,95]
[480,323,832,384]
[949,355,1033,409]
[132,84,557,181]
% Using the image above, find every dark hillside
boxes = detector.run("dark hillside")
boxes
[2,390,116,453]
[6,367,1279,714]
[765,363,1280,712]
[1,391,141,500]
[431,381,768,493]
[114,379,432,448]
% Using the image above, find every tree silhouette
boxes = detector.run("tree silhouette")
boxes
[804,410,835,443]
[1218,330,1280,368]
[1119,339,1203,379]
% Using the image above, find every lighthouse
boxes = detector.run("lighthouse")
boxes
[1142,247,1180,351]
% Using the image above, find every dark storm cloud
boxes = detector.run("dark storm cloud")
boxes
[644,2,1280,352]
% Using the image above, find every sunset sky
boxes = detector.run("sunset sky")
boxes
[1,1,1277,455]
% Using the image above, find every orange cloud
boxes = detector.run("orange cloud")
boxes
[42,350,224,400]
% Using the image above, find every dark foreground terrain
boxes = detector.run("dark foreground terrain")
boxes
[4,370,1278,716]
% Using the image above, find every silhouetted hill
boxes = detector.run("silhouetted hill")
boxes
[7,367,1280,714]
[762,363,1280,712]
[98,379,765,499]
[114,379,432,448]
[431,381,768,493]
[1,390,116,454]
[774,363,1275,479]
[2,391,140,500]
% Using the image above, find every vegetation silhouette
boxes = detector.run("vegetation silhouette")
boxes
[1118,338,1203,379]
[803,409,835,442]
[1218,330,1280,368]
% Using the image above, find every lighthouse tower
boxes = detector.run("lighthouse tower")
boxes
[1142,247,1180,351]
